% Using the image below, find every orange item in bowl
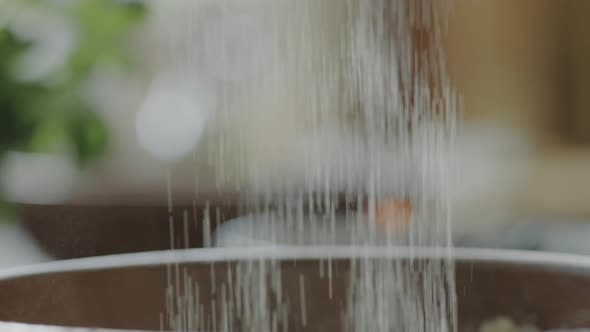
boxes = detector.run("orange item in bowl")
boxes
[364,199,412,231]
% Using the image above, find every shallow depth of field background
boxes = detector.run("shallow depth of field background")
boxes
[0,0,589,267]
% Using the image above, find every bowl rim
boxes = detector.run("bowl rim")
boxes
[2,246,590,281]
[2,247,590,332]
[0,321,146,332]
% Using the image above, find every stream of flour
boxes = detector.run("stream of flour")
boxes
[158,0,457,331]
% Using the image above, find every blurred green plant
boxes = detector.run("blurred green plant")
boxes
[0,0,145,165]
[0,0,145,214]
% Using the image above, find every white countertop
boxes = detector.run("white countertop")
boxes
[0,220,51,270]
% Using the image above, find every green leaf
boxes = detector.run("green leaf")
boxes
[67,0,146,76]
[68,109,109,167]
[0,28,31,74]
[0,28,39,152]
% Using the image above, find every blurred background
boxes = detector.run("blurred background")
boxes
[0,0,589,268]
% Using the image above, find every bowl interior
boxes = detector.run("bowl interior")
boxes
[1,252,590,331]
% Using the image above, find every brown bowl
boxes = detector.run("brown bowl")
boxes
[1,248,590,331]
[18,200,240,259]
[17,195,361,259]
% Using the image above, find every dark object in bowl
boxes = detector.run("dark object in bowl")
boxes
[19,201,240,259]
[17,195,362,259]
[1,248,590,331]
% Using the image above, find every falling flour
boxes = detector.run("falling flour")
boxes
[157,0,458,331]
